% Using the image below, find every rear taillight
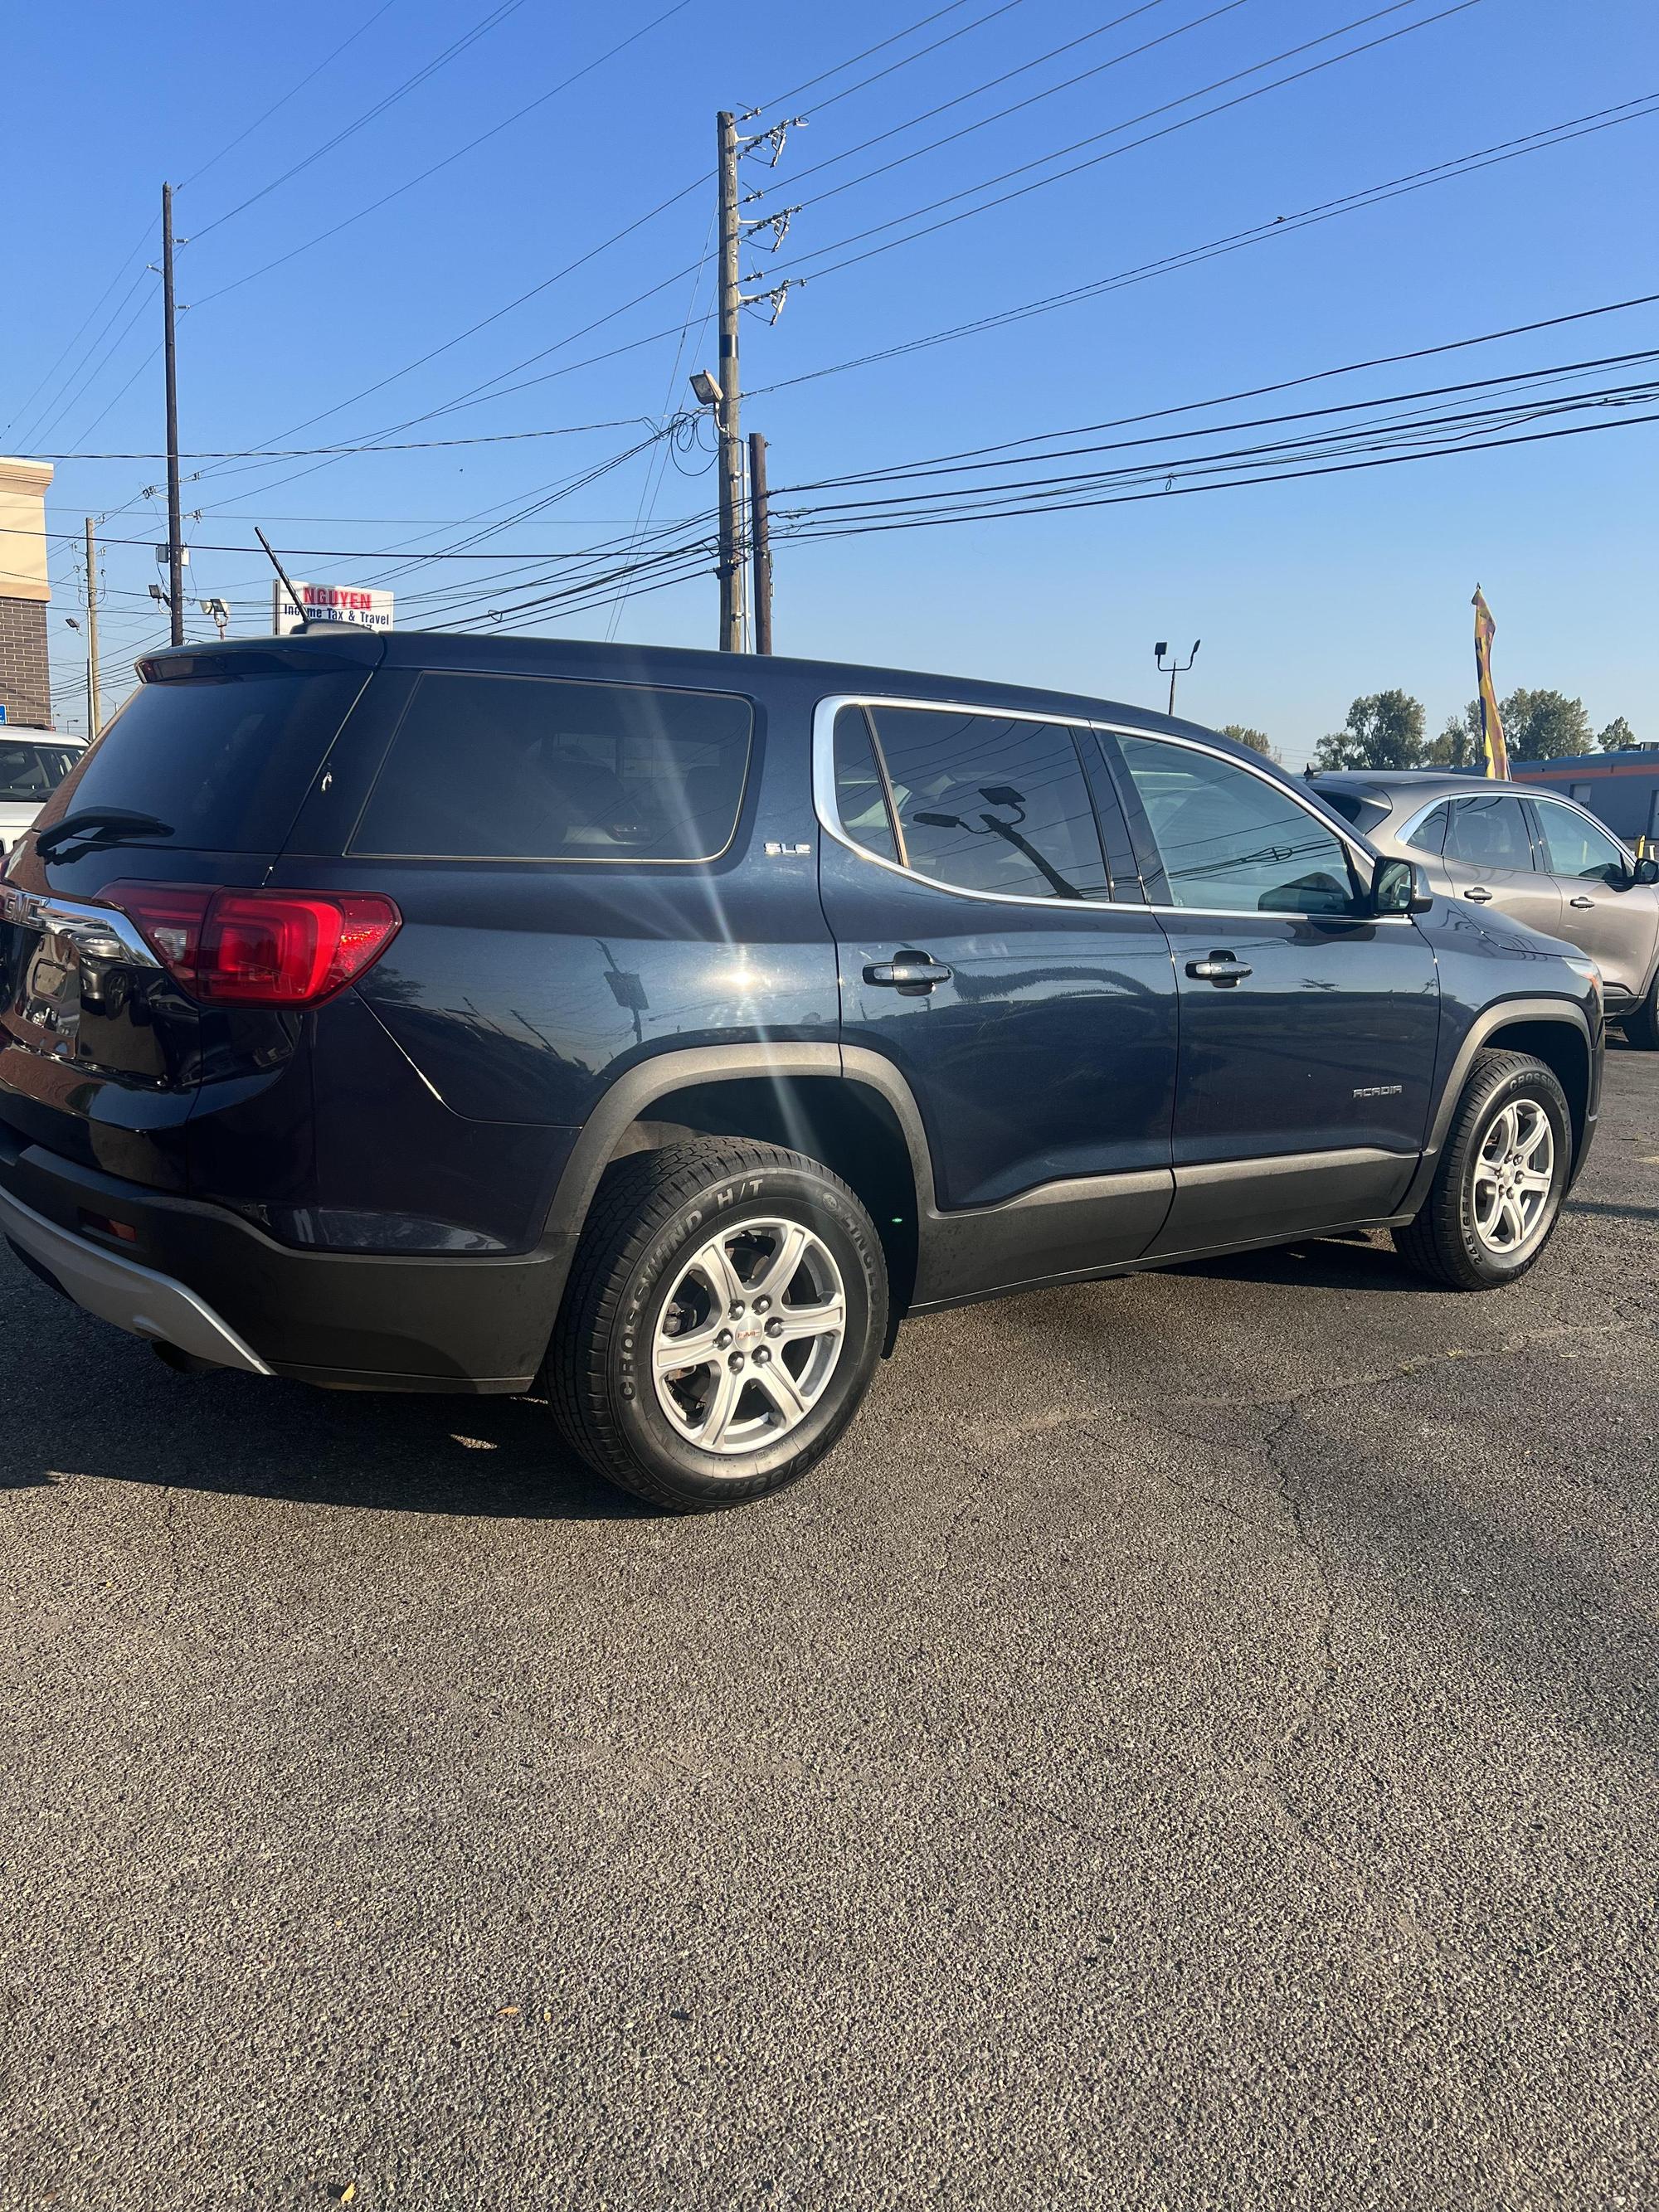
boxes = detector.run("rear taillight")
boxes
[100,883,401,1007]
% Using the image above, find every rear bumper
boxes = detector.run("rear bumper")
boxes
[0,1141,563,1392]
[1,1183,273,1375]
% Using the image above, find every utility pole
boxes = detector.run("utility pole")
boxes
[748,432,773,654]
[83,518,101,738]
[161,182,184,647]
[715,111,746,654]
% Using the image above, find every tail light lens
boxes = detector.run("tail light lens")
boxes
[100,883,401,1007]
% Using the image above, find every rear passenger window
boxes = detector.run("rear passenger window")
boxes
[1445,795,1535,873]
[861,706,1109,902]
[1117,735,1360,915]
[353,673,752,860]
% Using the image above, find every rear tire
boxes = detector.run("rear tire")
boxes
[550,1140,888,1512]
[1621,973,1659,1050]
[1394,1049,1571,1291]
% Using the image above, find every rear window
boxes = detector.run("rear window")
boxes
[42,658,367,853]
[351,673,752,861]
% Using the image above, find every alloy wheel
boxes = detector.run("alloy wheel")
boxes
[1470,1098,1554,1255]
[653,1218,847,1456]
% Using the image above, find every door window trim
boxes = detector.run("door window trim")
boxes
[1092,721,1402,921]
[813,698,1402,919]
[812,694,1131,912]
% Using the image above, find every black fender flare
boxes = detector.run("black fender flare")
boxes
[536,1040,939,1296]
[1396,994,1596,1219]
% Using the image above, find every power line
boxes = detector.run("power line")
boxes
[774,340,1659,494]
[188,0,533,239]
[2,219,153,445]
[768,388,1659,538]
[12,268,154,450]
[771,0,1243,202]
[188,0,697,309]
[771,0,1490,289]
[750,96,1659,398]
[746,0,1024,118]
[178,0,403,188]
[33,415,669,459]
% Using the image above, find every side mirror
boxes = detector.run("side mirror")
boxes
[1370,854,1433,916]
[1627,855,1659,888]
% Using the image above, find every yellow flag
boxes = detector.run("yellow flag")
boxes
[1472,586,1509,778]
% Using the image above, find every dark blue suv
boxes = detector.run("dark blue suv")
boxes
[0,633,1603,1509]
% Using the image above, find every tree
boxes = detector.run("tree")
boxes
[1428,702,1482,769]
[1310,690,1427,771]
[1499,687,1593,760]
[1597,715,1639,752]
[1219,722,1281,765]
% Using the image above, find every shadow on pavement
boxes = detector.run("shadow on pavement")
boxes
[0,1310,652,1520]
[1168,1229,1420,1295]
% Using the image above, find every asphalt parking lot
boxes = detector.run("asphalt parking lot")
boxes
[2,1049,1656,2212]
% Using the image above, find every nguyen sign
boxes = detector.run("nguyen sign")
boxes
[273,581,394,634]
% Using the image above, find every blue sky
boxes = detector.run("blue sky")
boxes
[10,0,1657,763]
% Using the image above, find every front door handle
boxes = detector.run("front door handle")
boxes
[1185,953,1253,986]
[1462,885,1493,902]
[1568,895,1595,910]
[864,955,952,993]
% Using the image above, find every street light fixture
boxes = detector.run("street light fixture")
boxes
[688,369,722,407]
[1155,637,1200,717]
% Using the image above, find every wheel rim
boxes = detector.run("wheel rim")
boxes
[1470,1097,1555,1255]
[653,1218,847,1457]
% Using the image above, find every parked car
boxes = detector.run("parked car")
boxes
[0,636,1603,1510]
[1311,771,1659,1046]
[0,730,85,858]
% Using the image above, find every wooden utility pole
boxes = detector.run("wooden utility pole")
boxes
[83,518,101,737]
[748,432,773,654]
[715,111,746,653]
[161,182,184,647]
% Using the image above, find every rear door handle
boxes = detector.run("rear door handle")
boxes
[864,956,952,992]
[1185,953,1253,986]
[1462,886,1493,902]
[1568,895,1595,909]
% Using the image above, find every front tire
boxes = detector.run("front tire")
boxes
[550,1140,888,1511]
[1394,1049,1571,1291]
[1621,971,1659,1050]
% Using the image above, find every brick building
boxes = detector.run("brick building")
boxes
[0,456,55,728]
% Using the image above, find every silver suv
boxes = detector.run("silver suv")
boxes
[1311,771,1659,1046]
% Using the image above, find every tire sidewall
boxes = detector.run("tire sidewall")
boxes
[1451,1066,1570,1282]
[610,1161,885,1500]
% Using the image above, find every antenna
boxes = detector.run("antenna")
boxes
[255,527,309,632]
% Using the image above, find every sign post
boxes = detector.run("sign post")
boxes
[273,581,395,635]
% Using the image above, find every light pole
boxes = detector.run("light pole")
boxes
[1155,637,1200,718]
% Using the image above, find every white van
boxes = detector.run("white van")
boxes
[0,729,85,856]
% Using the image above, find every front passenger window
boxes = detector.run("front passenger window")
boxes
[1117,736,1359,916]
[1532,800,1627,884]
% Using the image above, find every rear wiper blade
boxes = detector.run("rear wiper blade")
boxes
[36,809,174,859]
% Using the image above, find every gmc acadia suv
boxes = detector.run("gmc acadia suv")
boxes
[0,634,1603,1510]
